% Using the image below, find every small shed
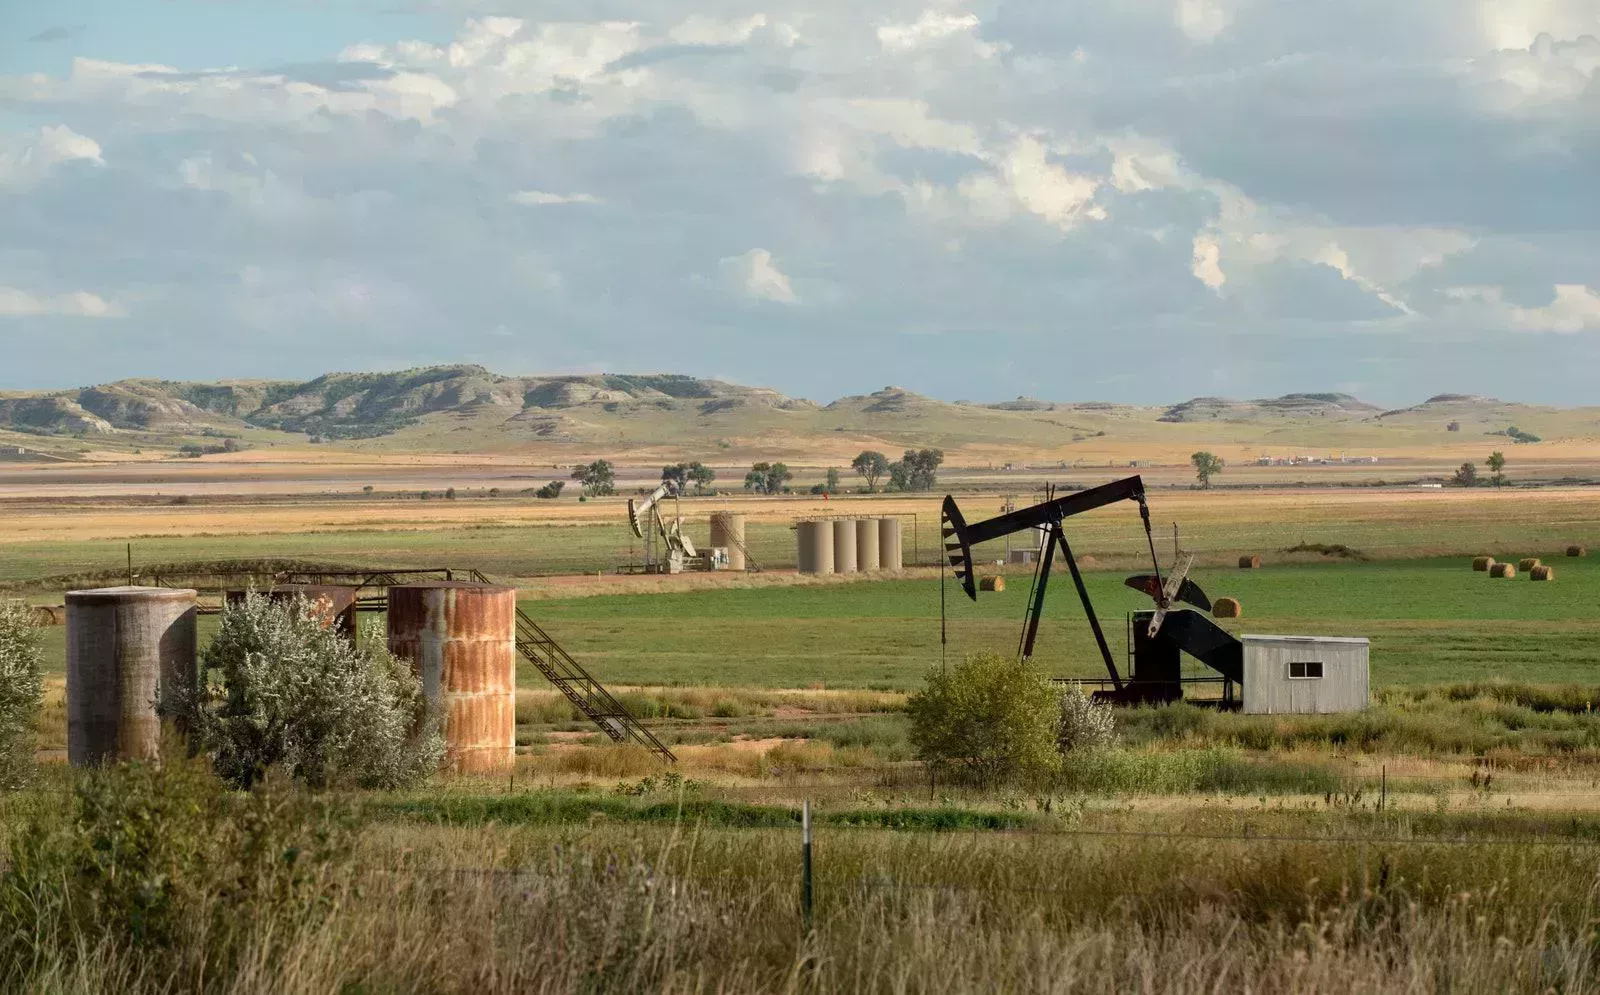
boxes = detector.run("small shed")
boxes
[1241,635,1369,714]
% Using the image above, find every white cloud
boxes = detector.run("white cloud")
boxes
[0,287,122,318]
[509,190,602,206]
[1175,0,1235,42]
[991,135,1104,230]
[1511,284,1600,332]
[721,249,797,304]
[877,11,984,53]
[1192,235,1226,290]
[0,124,102,188]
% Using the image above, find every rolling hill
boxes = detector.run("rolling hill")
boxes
[2,366,1596,464]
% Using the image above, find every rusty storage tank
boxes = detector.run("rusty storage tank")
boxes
[856,517,882,571]
[386,582,516,774]
[833,518,859,573]
[878,517,904,570]
[225,585,359,639]
[795,520,835,574]
[65,586,198,766]
[709,512,747,571]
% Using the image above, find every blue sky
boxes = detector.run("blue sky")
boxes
[2,1,1598,405]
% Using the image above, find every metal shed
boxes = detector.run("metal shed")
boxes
[1240,634,1369,714]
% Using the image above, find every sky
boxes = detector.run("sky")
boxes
[1,1,1598,405]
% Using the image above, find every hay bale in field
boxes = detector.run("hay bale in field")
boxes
[31,605,65,626]
[1490,562,1516,578]
[1238,554,1262,569]
[1530,565,1554,582]
[978,575,1006,592]
[1567,545,1587,558]
[1212,597,1241,619]
[1471,556,1495,572]
[1517,557,1541,572]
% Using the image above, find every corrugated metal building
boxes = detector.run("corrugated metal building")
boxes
[1241,635,1369,714]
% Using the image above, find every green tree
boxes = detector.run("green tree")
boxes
[887,448,944,492]
[743,461,792,495]
[661,463,690,491]
[851,450,890,491]
[182,593,444,790]
[906,653,1060,784]
[1190,451,1224,488]
[1487,451,1506,487]
[535,480,565,499]
[0,602,44,789]
[824,466,840,492]
[688,462,716,494]
[1451,462,1478,487]
[571,459,616,497]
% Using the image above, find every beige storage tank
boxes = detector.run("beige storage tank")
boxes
[796,520,835,574]
[387,582,517,774]
[856,517,882,571]
[710,512,747,571]
[833,518,858,573]
[65,586,198,766]
[878,517,904,570]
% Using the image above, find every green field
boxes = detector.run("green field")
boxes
[522,556,1600,689]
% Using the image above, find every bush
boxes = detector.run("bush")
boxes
[1057,687,1117,752]
[0,601,44,789]
[0,757,352,984]
[183,593,444,789]
[907,653,1059,783]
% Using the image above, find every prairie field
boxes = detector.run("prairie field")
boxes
[5,468,1600,992]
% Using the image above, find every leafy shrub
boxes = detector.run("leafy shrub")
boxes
[0,757,353,984]
[183,593,444,789]
[0,601,44,789]
[1057,687,1117,752]
[907,653,1059,783]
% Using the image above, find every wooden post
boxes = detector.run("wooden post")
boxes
[801,800,814,934]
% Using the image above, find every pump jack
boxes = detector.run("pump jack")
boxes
[941,476,1243,705]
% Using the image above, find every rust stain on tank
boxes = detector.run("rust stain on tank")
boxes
[226,585,359,639]
[386,582,516,775]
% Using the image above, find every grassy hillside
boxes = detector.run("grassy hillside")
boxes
[4,365,1599,464]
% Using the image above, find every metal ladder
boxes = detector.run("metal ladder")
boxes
[514,607,676,762]
[727,531,763,572]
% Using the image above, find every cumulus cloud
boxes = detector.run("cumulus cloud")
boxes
[721,249,798,304]
[0,287,122,318]
[0,2,1597,401]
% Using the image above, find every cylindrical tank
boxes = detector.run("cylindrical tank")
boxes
[386,582,517,774]
[225,585,359,639]
[795,520,835,574]
[878,517,904,570]
[65,586,197,766]
[856,518,882,572]
[709,513,746,571]
[832,518,858,573]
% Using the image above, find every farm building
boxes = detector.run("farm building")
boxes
[1240,635,1369,714]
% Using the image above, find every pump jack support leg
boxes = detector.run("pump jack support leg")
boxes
[1059,525,1122,690]
[1020,524,1057,659]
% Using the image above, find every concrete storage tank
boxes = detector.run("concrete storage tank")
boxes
[878,517,904,570]
[65,586,198,766]
[386,582,517,774]
[709,512,747,571]
[225,585,359,639]
[856,517,882,571]
[833,518,858,573]
[796,520,835,574]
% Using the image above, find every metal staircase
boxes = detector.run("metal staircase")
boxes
[514,607,676,762]
[727,531,763,572]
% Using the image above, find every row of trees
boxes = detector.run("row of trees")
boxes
[849,448,944,492]
[1452,451,1510,487]
[565,449,948,500]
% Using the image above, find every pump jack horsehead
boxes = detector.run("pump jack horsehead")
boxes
[941,475,1244,705]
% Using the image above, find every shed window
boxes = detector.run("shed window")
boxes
[1288,661,1323,680]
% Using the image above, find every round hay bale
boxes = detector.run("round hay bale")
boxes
[1517,557,1541,572]
[1212,597,1242,619]
[1567,545,1587,558]
[1489,562,1515,578]
[31,605,65,626]
[1471,556,1495,572]
[1530,565,1554,582]
[978,575,1006,592]
[1238,554,1262,569]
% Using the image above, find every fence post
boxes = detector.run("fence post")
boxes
[1380,765,1387,812]
[801,799,814,935]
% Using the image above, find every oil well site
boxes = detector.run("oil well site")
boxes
[4,443,1600,991]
